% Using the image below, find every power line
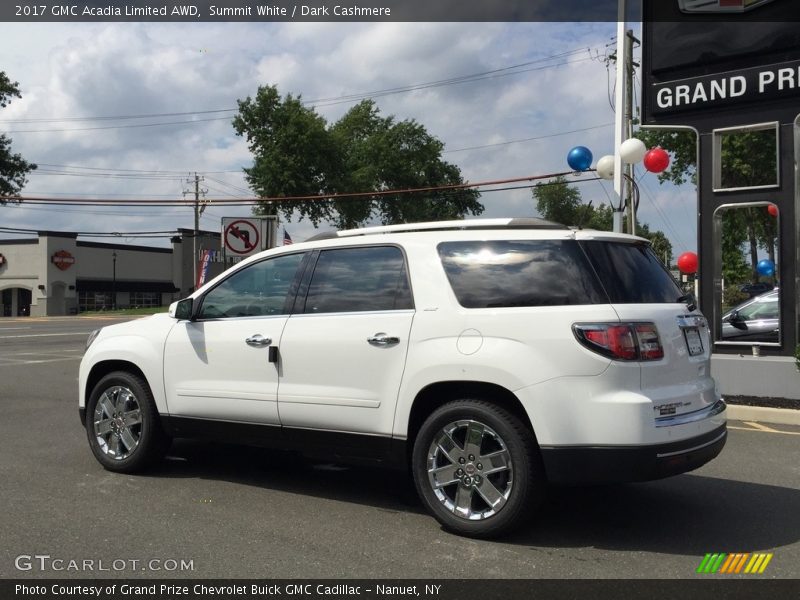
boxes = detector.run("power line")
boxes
[637,176,690,251]
[2,170,588,206]
[33,163,245,174]
[0,225,177,237]
[0,108,238,125]
[444,123,613,154]
[4,116,232,134]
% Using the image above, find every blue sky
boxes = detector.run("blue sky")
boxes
[0,22,697,254]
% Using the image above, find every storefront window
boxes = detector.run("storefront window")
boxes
[78,292,112,312]
[130,292,161,308]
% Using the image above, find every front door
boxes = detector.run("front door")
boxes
[163,251,306,423]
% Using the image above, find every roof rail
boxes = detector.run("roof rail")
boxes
[306,218,566,241]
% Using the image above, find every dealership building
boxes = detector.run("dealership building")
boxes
[0,229,224,317]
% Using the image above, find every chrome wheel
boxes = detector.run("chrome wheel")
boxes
[426,419,513,521]
[92,385,142,460]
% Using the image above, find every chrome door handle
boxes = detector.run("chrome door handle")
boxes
[367,333,400,346]
[245,334,272,347]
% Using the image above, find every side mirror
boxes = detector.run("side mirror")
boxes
[171,298,195,321]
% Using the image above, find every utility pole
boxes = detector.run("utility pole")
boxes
[612,3,629,234]
[625,29,637,236]
[183,173,208,290]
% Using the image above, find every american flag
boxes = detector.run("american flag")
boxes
[283,229,293,245]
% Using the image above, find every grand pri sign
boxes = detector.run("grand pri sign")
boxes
[642,0,800,125]
[651,59,800,116]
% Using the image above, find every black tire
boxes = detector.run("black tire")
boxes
[85,371,170,473]
[412,400,545,538]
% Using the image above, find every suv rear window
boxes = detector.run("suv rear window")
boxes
[437,240,607,308]
[580,241,682,304]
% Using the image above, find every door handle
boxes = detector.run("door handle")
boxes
[367,333,400,346]
[245,334,272,347]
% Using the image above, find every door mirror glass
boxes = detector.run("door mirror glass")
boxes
[713,203,780,346]
[172,298,194,320]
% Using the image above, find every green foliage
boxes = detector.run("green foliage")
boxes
[532,176,583,225]
[0,71,36,201]
[233,86,482,228]
[532,177,673,265]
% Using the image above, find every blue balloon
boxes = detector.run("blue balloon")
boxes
[567,146,593,171]
[756,259,775,276]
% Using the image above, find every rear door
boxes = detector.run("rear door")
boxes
[581,240,716,417]
[277,245,414,436]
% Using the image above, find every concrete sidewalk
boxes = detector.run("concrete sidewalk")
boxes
[727,404,800,426]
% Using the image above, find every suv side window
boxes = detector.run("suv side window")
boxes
[438,240,606,308]
[198,252,305,319]
[303,246,413,314]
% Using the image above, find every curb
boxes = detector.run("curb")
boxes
[726,404,800,426]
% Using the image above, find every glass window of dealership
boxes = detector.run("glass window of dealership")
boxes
[0,229,223,317]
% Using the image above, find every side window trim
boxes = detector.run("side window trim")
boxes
[292,249,320,316]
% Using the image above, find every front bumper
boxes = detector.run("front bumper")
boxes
[540,422,727,484]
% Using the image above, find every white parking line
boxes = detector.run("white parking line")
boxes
[0,327,32,331]
[0,356,83,366]
[0,332,92,338]
[729,423,800,436]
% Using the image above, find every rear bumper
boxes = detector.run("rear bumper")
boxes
[540,422,727,484]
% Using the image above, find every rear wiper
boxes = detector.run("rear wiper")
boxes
[677,293,696,311]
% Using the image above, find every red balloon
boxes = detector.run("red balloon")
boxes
[643,147,670,173]
[767,204,778,217]
[677,251,698,275]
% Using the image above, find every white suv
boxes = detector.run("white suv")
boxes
[79,218,726,538]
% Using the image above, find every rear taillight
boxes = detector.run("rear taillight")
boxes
[573,323,663,361]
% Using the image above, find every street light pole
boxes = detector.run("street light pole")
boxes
[112,251,117,311]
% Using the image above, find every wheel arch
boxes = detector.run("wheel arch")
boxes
[85,360,152,409]
[406,381,535,455]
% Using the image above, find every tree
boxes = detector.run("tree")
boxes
[1,71,36,202]
[533,177,673,265]
[532,176,582,225]
[233,86,482,228]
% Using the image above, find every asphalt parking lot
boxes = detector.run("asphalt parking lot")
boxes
[1,316,799,579]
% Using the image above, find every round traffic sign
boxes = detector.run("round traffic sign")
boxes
[224,219,260,255]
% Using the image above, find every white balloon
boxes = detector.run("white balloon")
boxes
[596,155,615,180]
[620,138,647,164]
